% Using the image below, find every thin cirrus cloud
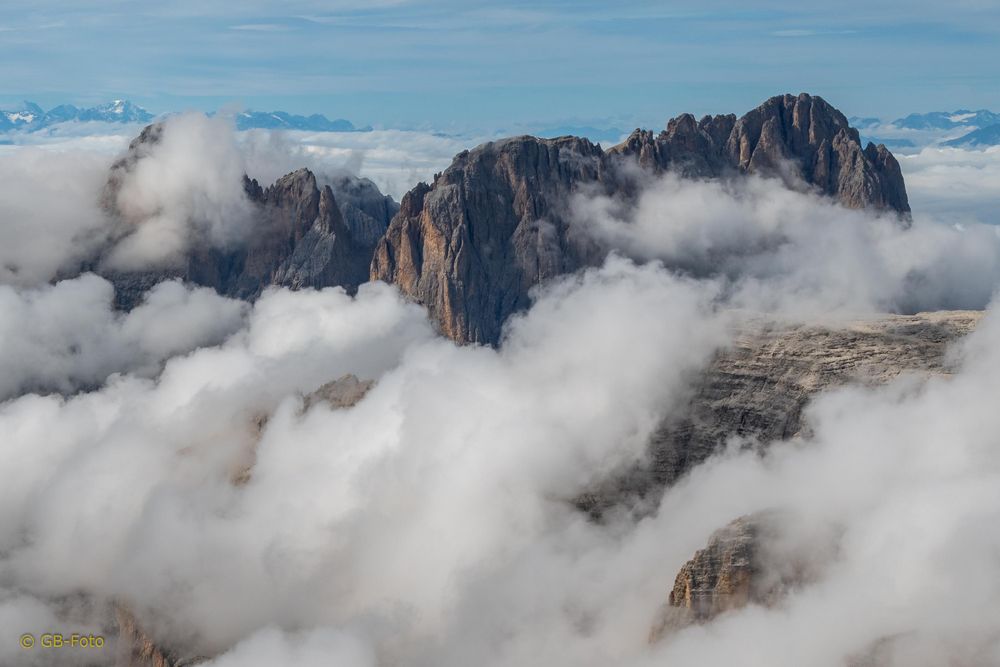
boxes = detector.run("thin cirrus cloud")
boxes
[770,28,859,37]
[229,23,295,32]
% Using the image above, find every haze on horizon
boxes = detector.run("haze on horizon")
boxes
[2,0,999,131]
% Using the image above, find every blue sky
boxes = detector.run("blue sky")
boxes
[2,0,999,130]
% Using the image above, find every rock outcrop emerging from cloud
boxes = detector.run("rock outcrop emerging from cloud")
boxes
[372,93,911,345]
[99,119,398,307]
[578,310,980,515]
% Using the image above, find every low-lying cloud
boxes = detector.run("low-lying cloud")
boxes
[0,259,724,666]
[0,275,246,400]
[0,147,111,285]
[104,113,256,270]
[2,117,1000,667]
[640,297,1000,666]
[0,116,488,285]
[898,145,1000,225]
[571,172,1000,317]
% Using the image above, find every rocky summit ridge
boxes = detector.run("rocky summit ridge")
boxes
[95,93,909,340]
[373,93,911,345]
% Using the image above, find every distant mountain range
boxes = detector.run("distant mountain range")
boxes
[230,110,366,132]
[527,124,628,144]
[850,109,1000,149]
[4,99,999,149]
[942,124,1000,148]
[0,100,153,131]
[0,100,367,134]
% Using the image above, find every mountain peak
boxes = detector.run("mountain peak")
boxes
[0,99,154,131]
[374,92,911,345]
[233,109,359,132]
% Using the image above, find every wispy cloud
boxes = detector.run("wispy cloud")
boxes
[229,23,294,31]
[771,28,816,37]
[771,28,858,37]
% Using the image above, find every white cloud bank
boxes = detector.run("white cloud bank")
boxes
[899,146,1000,226]
[640,292,1000,666]
[571,172,1000,317]
[1,117,1000,667]
[0,259,724,666]
[104,114,256,270]
[0,116,486,285]
[0,275,247,400]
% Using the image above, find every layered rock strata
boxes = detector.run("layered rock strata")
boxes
[579,311,981,514]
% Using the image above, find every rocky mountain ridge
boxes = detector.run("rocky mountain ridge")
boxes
[0,100,368,134]
[0,99,154,131]
[98,123,398,307]
[851,108,1000,149]
[232,109,363,132]
[373,93,911,345]
[98,93,909,341]
[579,310,980,516]
[632,311,980,664]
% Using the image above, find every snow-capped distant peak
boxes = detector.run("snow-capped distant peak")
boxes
[949,112,976,123]
[0,99,154,131]
[5,112,35,123]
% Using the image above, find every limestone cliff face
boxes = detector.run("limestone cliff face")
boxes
[115,605,206,667]
[728,94,909,213]
[648,514,776,642]
[371,136,607,344]
[374,93,911,345]
[241,168,375,296]
[648,511,837,643]
[609,94,909,214]
[329,173,400,246]
[642,311,980,655]
[579,311,981,515]
[100,125,393,308]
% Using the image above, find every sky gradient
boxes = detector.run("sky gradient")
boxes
[2,0,999,131]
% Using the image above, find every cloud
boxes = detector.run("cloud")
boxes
[770,28,858,37]
[203,627,375,667]
[4,115,1000,666]
[0,117,486,286]
[0,146,112,284]
[0,258,724,663]
[771,29,818,37]
[570,171,1000,317]
[898,145,1000,225]
[0,275,246,400]
[237,127,487,201]
[229,23,294,31]
[105,113,256,270]
[636,293,1000,666]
